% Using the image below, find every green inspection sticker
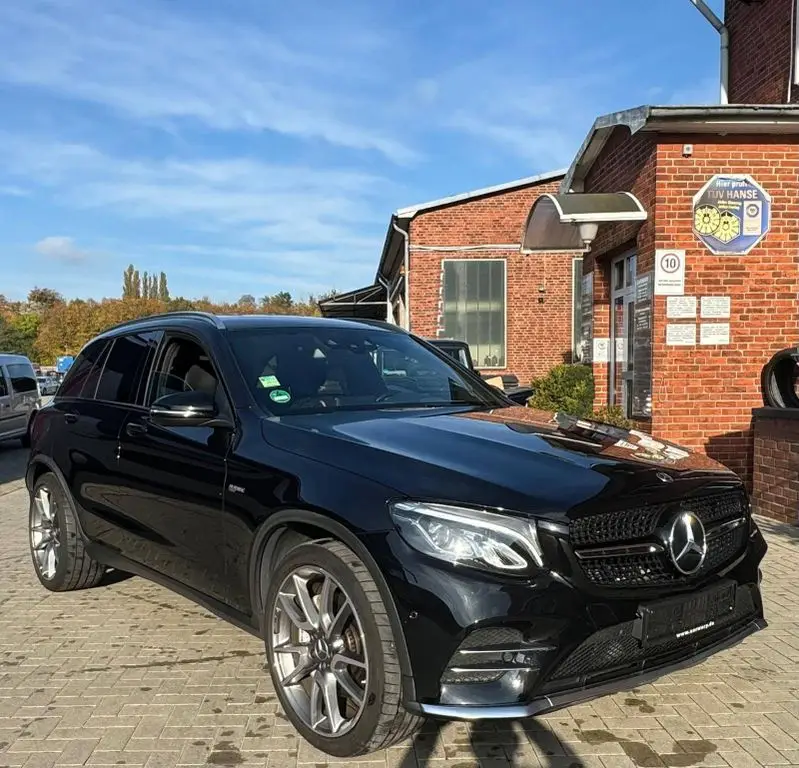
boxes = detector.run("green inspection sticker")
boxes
[258,374,280,388]
[269,389,292,404]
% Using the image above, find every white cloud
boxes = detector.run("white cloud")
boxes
[406,52,623,170]
[0,185,29,197]
[0,134,391,292]
[0,0,417,164]
[34,236,89,263]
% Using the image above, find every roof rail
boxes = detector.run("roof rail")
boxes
[100,311,225,335]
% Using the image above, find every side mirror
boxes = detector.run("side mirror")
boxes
[150,390,218,427]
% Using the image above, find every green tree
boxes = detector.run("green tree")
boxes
[158,272,169,301]
[122,264,136,298]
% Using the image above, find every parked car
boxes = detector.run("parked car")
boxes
[0,353,41,445]
[36,375,59,396]
[26,313,767,757]
[426,338,534,405]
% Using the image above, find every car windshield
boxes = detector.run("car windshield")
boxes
[228,326,508,415]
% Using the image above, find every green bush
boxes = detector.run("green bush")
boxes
[591,405,633,429]
[528,365,634,429]
[529,364,594,418]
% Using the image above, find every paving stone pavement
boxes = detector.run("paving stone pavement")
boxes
[1,442,798,768]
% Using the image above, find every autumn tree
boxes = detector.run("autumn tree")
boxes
[27,287,63,311]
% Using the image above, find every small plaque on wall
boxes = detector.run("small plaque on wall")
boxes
[666,296,697,319]
[666,323,696,346]
[700,323,730,345]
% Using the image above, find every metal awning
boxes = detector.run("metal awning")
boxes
[318,283,387,320]
[521,192,647,252]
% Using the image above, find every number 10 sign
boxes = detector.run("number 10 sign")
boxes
[654,249,686,296]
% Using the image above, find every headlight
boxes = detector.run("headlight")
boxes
[389,501,544,573]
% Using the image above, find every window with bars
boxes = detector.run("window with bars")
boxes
[441,260,506,369]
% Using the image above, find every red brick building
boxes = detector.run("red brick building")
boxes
[321,171,584,385]
[322,0,799,523]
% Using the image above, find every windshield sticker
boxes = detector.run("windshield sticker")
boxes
[269,389,292,404]
[258,375,281,388]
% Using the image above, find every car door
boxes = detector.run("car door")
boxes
[0,366,19,438]
[115,332,234,605]
[67,331,162,550]
[6,362,39,434]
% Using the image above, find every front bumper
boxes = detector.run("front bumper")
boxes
[416,613,766,720]
[370,514,768,718]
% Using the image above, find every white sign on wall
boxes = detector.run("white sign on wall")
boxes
[654,249,686,295]
[700,323,730,345]
[666,323,696,346]
[701,296,731,319]
[666,296,697,319]
[593,337,610,364]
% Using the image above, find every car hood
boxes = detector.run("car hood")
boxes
[265,405,739,521]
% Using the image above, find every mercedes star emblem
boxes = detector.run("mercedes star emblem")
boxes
[667,512,707,575]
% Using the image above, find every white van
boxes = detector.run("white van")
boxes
[0,354,41,446]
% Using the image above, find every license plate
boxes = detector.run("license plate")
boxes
[633,580,737,647]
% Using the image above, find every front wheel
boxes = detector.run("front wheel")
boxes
[263,540,422,756]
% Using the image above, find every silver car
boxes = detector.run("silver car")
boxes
[0,354,41,446]
[36,375,59,396]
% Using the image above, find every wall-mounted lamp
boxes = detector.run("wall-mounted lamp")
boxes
[578,222,599,249]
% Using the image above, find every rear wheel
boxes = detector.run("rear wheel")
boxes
[29,472,106,591]
[263,540,422,756]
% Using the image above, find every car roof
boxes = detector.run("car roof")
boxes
[0,353,34,365]
[96,311,405,339]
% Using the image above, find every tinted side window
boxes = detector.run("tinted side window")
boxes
[0,370,8,397]
[58,340,110,399]
[147,337,221,407]
[95,332,162,405]
[7,363,37,393]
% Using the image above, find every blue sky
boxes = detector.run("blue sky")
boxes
[0,0,723,303]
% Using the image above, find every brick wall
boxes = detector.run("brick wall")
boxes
[406,179,580,385]
[584,130,799,489]
[583,128,657,410]
[727,0,797,104]
[653,137,799,486]
[752,409,799,524]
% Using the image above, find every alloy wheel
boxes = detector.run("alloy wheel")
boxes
[270,566,369,737]
[30,487,60,580]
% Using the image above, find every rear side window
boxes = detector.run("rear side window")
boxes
[95,331,162,405]
[0,370,7,397]
[7,363,37,393]
[58,340,110,399]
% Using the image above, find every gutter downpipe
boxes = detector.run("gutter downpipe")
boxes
[391,217,411,330]
[689,0,729,104]
[376,275,392,324]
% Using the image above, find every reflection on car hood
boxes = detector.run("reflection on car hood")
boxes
[268,405,737,518]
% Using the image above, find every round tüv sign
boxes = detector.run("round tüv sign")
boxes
[692,174,771,255]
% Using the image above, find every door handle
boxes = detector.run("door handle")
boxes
[64,412,78,424]
[125,422,147,437]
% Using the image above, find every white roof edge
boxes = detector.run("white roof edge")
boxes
[561,104,799,193]
[395,168,568,219]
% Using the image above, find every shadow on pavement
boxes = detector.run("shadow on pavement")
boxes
[0,441,28,487]
[396,717,582,767]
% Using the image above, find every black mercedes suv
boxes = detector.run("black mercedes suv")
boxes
[25,312,767,756]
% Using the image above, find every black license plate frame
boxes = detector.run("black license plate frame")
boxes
[633,579,737,648]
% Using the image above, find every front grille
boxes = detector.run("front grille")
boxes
[547,584,757,683]
[570,490,749,588]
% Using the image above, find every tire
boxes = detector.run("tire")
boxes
[263,540,422,756]
[29,472,106,591]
